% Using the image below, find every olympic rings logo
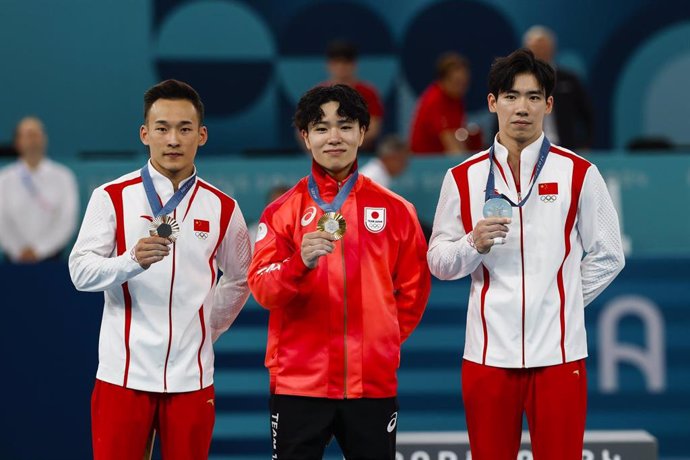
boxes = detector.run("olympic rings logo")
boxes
[540,195,557,203]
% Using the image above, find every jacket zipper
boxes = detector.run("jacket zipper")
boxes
[511,161,526,368]
[336,180,349,399]
[518,204,526,368]
[163,209,177,392]
[341,237,348,398]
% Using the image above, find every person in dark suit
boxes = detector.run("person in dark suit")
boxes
[523,25,594,150]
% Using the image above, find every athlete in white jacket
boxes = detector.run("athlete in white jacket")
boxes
[69,80,251,460]
[427,49,624,460]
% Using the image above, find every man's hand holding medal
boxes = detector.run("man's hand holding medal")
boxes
[302,170,354,269]
[132,164,194,269]
[300,212,346,269]
[474,138,551,254]
[131,235,172,269]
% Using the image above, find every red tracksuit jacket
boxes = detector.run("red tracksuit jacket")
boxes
[248,162,431,398]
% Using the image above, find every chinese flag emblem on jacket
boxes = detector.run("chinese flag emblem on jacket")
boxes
[538,182,558,195]
[194,219,210,232]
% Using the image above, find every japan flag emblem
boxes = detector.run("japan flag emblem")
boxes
[364,207,386,233]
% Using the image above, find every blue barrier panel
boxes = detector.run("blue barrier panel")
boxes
[1,153,688,258]
[0,259,688,459]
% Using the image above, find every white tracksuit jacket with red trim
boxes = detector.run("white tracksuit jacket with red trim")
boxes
[427,134,625,368]
[69,162,251,392]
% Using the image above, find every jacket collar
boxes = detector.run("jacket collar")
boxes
[492,133,545,174]
[310,159,359,201]
[146,160,197,202]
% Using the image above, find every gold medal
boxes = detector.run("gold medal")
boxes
[149,215,180,242]
[317,212,346,240]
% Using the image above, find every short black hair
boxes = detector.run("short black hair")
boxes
[326,40,358,61]
[487,48,556,98]
[293,84,370,132]
[144,79,205,125]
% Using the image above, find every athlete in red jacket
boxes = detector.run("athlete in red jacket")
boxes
[249,84,430,459]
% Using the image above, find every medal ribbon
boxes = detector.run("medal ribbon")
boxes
[485,137,551,206]
[307,170,359,213]
[140,164,196,218]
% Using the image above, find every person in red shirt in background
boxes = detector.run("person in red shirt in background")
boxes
[249,84,430,459]
[410,52,479,155]
[324,40,385,151]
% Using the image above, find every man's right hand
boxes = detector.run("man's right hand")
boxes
[132,236,172,269]
[301,231,335,269]
[472,217,511,254]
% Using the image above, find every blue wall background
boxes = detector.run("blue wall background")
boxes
[1,0,690,157]
[2,153,689,257]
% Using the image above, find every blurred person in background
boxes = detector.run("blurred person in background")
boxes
[359,134,410,189]
[523,25,594,150]
[0,116,78,263]
[324,40,384,151]
[410,52,479,155]
[427,49,624,460]
[360,134,435,241]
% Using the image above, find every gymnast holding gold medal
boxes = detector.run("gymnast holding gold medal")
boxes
[248,85,430,458]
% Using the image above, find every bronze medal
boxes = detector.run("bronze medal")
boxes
[149,215,180,242]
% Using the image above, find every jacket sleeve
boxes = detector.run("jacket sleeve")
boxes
[210,204,252,342]
[427,169,484,280]
[577,166,625,306]
[395,203,431,342]
[68,188,145,292]
[248,209,315,310]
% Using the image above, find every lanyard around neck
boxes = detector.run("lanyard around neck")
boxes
[140,164,196,218]
[307,170,358,213]
[485,137,551,207]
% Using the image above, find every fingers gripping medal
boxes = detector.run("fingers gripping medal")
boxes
[149,215,180,242]
[317,212,346,240]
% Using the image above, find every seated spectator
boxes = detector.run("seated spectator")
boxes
[410,52,471,155]
[323,40,384,151]
[0,116,79,263]
[360,134,410,189]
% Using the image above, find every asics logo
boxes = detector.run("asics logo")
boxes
[387,411,398,433]
[301,206,317,226]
